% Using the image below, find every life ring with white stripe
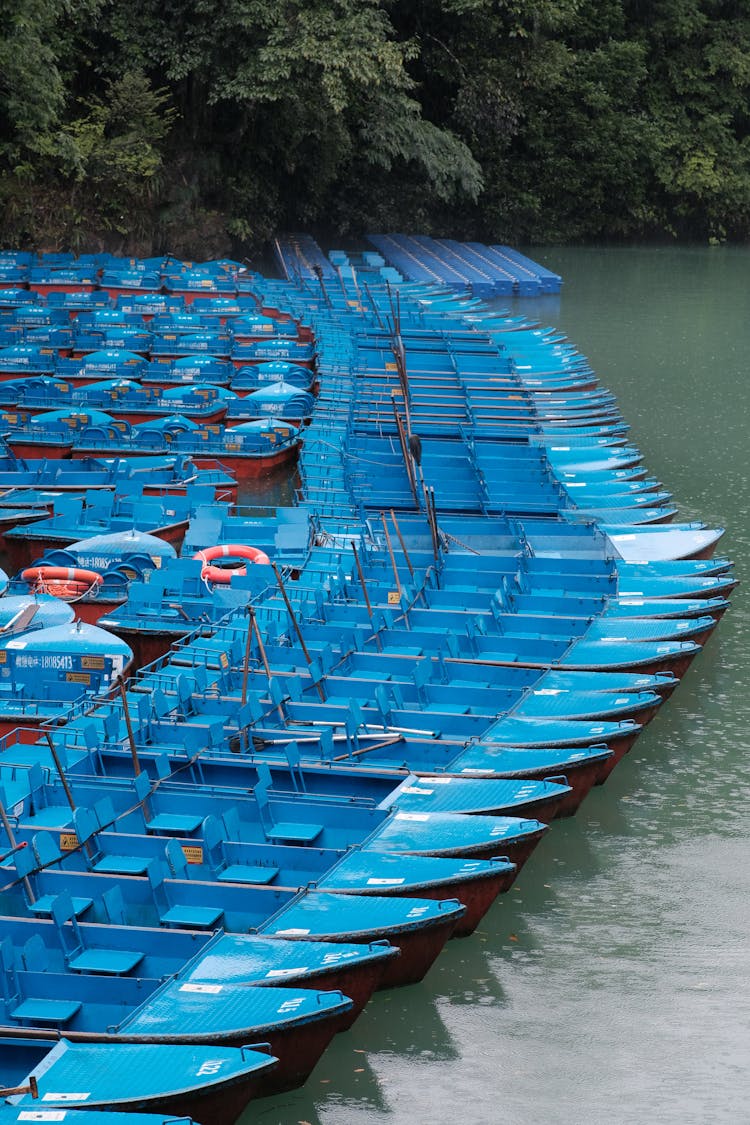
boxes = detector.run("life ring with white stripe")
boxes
[193,543,271,584]
[21,565,103,599]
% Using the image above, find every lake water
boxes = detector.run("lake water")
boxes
[249,246,750,1125]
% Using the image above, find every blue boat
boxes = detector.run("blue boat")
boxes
[224,381,315,425]
[0,1107,203,1125]
[0,347,57,377]
[0,244,736,1119]
[0,1036,277,1122]
[3,485,198,570]
[230,359,315,391]
[2,837,397,1016]
[0,620,133,732]
[142,355,235,389]
[0,912,352,1097]
[56,350,149,386]
[0,826,464,990]
[69,416,303,482]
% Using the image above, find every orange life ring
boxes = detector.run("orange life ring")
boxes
[21,565,104,599]
[193,543,271,584]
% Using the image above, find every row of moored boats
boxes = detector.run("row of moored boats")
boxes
[0,245,734,1124]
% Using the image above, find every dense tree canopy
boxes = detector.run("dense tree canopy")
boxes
[0,0,748,252]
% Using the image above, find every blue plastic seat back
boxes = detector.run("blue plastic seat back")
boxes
[14,842,37,880]
[284,740,305,789]
[201,814,224,864]
[0,937,19,1003]
[221,805,242,841]
[50,891,77,929]
[93,797,116,829]
[32,831,63,869]
[22,934,48,972]
[73,805,98,847]
[133,770,152,806]
[102,885,128,925]
[318,726,334,758]
[152,687,172,720]
[164,837,188,878]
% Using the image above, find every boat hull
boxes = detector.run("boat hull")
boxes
[5,522,188,571]
[192,444,300,482]
[354,866,514,937]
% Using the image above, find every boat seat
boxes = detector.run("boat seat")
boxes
[201,814,280,884]
[67,947,144,975]
[145,812,204,835]
[25,806,75,828]
[28,894,93,918]
[254,766,323,846]
[51,892,144,975]
[92,854,150,876]
[264,821,324,845]
[421,702,471,715]
[72,806,149,875]
[11,838,92,919]
[216,863,279,885]
[11,997,82,1024]
[157,903,225,928]
[147,859,224,930]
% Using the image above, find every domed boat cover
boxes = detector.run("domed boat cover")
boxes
[229,418,301,436]
[0,594,75,631]
[77,378,141,394]
[172,353,230,369]
[78,348,146,367]
[69,529,177,569]
[29,408,119,428]
[1,620,134,677]
[161,382,237,400]
[135,414,200,434]
[245,381,311,403]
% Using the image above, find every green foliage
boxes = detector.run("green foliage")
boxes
[1,0,749,248]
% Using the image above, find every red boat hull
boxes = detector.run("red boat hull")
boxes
[361,866,515,937]
[5,440,73,460]
[28,283,96,297]
[192,443,300,482]
[253,951,396,1031]
[71,444,299,480]
[104,626,191,672]
[73,598,126,626]
[4,521,187,571]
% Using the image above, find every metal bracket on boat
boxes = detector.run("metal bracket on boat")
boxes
[0,1075,38,1099]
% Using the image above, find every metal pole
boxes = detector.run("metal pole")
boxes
[0,802,35,903]
[249,605,271,681]
[117,677,143,779]
[351,540,373,618]
[334,264,348,300]
[380,510,401,593]
[425,482,440,561]
[241,607,254,707]
[332,734,404,762]
[353,540,384,657]
[43,731,77,814]
[362,281,384,329]
[391,398,419,506]
[273,238,290,281]
[249,605,285,724]
[271,562,326,701]
[389,509,414,578]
